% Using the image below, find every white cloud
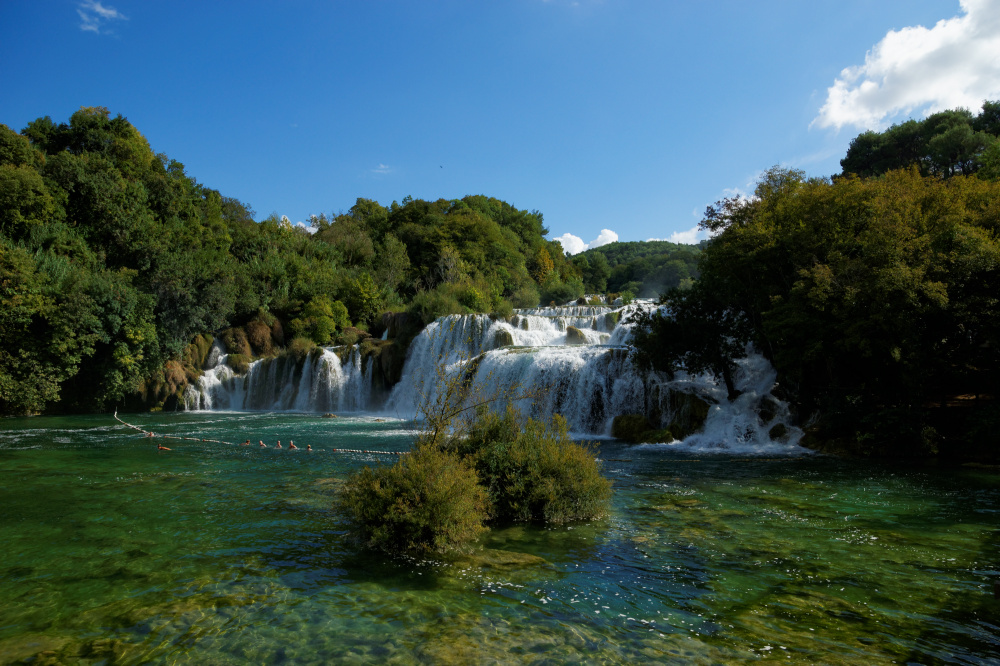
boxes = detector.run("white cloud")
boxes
[588,228,618,249]
[666,225,709,245]
[372,163,392,174]
[554,229,618,255]
[554,233,587,255]
[78,0,126,34]
[814,0,1000,130]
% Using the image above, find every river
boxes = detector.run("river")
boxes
[1,411,998,664]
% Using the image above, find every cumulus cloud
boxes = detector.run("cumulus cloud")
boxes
[372,163,392,174]
[665,225,709,245]
[78,0,127,34]
[814,0,1000,130]
[554,229,618,255]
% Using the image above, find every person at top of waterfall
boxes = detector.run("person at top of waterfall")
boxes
[289,441,298,449]
[259,440,266,447]
[275,440,282,449]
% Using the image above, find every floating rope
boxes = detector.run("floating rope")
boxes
[113,410,409,456]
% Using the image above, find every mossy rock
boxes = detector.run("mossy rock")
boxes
[602,311,620,330]
[565,326,588,345]
[359,337,389,360]
[494,328,514,348]
[336,326,371,346]
[768,423,789,440]
[226,353,251,375]
[576,297,589,305]
[637,428,674,443]
[376,340,408,386]
[666,390,711,439]
[245,318,274,356]
[612,414,652,442]
[219,327,252,357]
[286,336,317,361]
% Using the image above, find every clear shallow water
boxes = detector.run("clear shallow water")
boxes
[1,413,998,664]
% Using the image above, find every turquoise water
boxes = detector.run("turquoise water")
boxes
[1,412,998,664]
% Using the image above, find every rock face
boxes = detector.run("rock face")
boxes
[382,311,424,343]
[565,326,588,345]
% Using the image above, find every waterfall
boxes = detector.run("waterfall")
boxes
[184,301,803,451]
[184,344,376,412]
[384,301,804,451]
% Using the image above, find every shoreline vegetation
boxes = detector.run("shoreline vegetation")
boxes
[2,104,998,461]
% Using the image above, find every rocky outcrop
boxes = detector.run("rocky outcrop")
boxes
[382,311,424,344]
[494,328,515,348]
[611,414,674,443]
[665,390,711,440]
[565,326,588,345]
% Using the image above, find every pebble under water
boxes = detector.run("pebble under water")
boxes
[1,412,998,664]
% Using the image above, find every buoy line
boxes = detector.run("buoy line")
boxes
[113,410,410,456]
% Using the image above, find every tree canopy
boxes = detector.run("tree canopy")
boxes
[0,107,582,415]
[633,165,1000,457]
[841,101,1000,179]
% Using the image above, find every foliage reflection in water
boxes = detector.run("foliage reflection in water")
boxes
[0,413,998,664]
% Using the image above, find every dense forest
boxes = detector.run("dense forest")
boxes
[575,240,703,297]
[0,107,609,416]
[634,100,1000,459]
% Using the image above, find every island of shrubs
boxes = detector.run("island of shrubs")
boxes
[338,406,612,554]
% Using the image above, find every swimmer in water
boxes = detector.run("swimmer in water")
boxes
[275,440,282,449]
[259,440,266,447]
[241,439,250,446]
[289,441,298,449]
[306,444,313,451]
[157,444,171,451]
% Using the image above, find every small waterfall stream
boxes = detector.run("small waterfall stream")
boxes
[184,343,373,412]
[184,302,803,450]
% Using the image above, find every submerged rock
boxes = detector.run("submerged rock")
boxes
[448,548,547,569]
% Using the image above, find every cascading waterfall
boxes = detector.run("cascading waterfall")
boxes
[184,343,375,412]
[385,302,804,452]
[185,301,803,451]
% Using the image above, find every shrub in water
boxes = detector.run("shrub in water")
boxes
[451,407,612,524]
[339,444,489,555]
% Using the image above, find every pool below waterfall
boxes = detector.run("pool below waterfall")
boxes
[1,412,998,664]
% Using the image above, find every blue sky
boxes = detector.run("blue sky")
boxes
[2,1,998,251]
